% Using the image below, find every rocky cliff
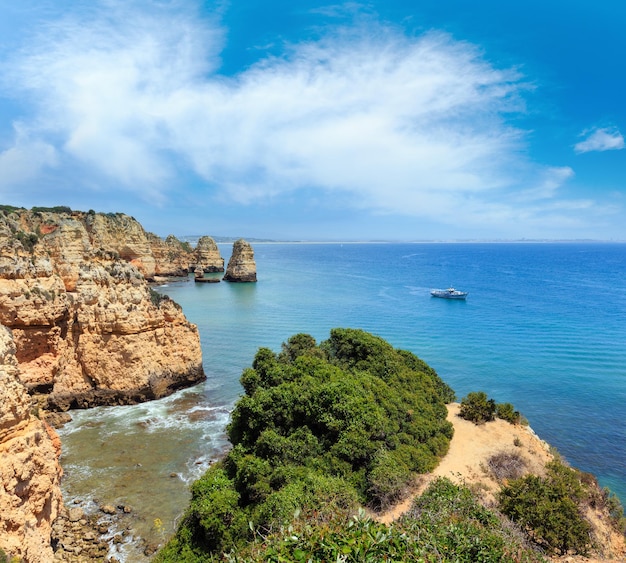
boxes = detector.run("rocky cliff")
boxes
[0,324,63,562]
[0,207,205,410]
[223,239,257,282]
[149,233,195,278]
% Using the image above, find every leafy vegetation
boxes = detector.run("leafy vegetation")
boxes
[460,391,522,425]
[496,402,522,424]
[31,205,72,214]
[165,478,545,562]
[157,329,457,560]
[150,287,170,307]
[15,230,39,253]
[459,391,496,423]
[0,547,20,563]
[0,205,22,214]
[498,460,593,554]
[157,333,618,562]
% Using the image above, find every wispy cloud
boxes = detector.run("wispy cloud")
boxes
[0,0,593,233]
[0,123,57,187]
[574,126,625,153]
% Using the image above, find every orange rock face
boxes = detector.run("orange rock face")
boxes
[0,208,205,410]
[0,325,63,562]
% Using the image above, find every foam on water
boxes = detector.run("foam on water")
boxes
[58,385,233,561]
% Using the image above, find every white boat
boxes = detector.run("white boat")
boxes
[430,287,468,299]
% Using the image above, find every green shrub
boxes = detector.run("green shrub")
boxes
[161,329,456,559]
[496,402,521,424]
[278,333,323,363]
[15,230,39,253]
[149,287,168,307]
[226,479,546,563]
[182,465,250,555]
[0,205,21,214]
[366,449,414,510]
[459,391,496,424]
[605,490,626,534]
[498,460,593,555]
[31,205,72,214]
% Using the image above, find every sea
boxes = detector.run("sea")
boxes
[57,242,626,561]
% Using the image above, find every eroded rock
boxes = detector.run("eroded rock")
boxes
[223,239,257,282]
[0,325,63,562]
[0,208,206,410]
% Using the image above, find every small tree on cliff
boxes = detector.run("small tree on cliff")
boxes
[459,391,496,424]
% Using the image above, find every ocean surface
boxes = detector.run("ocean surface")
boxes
[58,242,626,561]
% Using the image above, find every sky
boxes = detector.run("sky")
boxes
[0,0,624,241]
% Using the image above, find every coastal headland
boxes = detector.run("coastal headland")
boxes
[0,206,623,562]
[0,205,259,561]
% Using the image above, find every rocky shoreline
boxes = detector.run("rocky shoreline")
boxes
[51,499,156,562]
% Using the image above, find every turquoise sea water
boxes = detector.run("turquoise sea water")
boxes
[59,242,626,560]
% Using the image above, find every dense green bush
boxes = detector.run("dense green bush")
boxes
[496,402,522,424]
[31,205,72,214]
[15,230,39,253]
[459,391,496,423]
[157,329,456,560]
[460,392,522,425]
[223,479,546,562]
[498,460,593,555]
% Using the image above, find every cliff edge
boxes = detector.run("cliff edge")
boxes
[0,208,205,410]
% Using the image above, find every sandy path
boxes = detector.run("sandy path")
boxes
[377,402,553,524]
[375,404,625,562]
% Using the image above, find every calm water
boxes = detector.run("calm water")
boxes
[59,242,626,561]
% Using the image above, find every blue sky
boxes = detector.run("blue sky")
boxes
[0,1,624,240]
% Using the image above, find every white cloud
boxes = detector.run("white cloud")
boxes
[0,123,57,190]
[514,166,574,202]
[0,0,594,233]
[574,126,625,153]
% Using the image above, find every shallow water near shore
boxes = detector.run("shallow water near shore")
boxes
[58,242,626,560]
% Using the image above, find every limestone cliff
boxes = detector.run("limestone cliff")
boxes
[149,233,195,277]
[223,239,257,282]
[0,208,205,410]
[193,236,224,273]
[0,325,63,563]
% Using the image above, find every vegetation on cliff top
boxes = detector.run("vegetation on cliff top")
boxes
[217,477,546,563]
[459,390,522,425]
[156,329,624,562]
[157,328,458,560]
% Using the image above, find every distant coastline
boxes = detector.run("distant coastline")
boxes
[181,237,626,245]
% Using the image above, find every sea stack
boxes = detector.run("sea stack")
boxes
[193,236,224,274]
[223,239,257,282]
